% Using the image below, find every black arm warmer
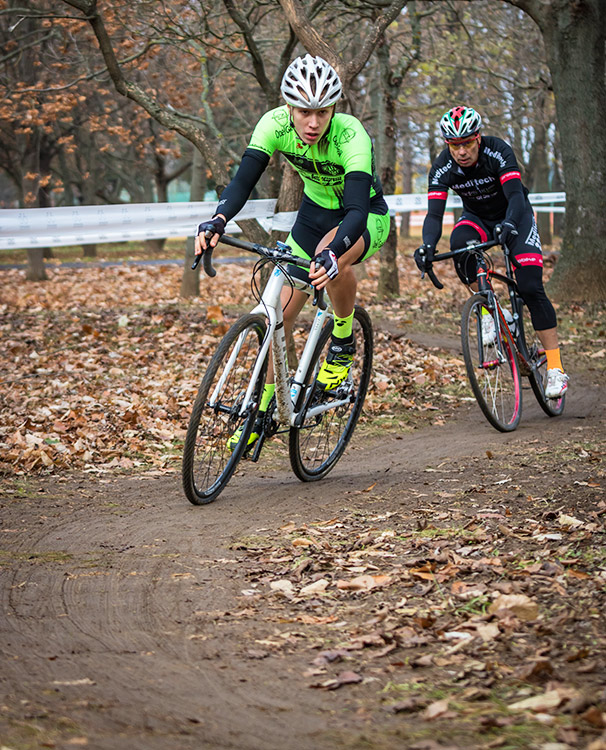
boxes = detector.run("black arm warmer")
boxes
[215,148,270,221]
[326,171,371,258]
[422,197,446,247]
[502,177,527,228]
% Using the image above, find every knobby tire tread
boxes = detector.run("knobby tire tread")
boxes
[182,314,267,504]
[289,305,373,481]
[461,295,522,433]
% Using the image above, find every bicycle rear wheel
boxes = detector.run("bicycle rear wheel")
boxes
[517,297,566,417]
[289,306,373,481]
[182,314,267,505]
[461,295,522,432]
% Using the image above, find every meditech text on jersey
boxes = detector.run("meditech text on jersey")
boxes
[452,176,496,191]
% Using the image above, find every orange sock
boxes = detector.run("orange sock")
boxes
[545,348,563,371]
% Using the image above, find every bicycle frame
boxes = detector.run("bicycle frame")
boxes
[200,237,352,431]
[430,239,540,374]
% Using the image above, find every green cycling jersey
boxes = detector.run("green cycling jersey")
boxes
[247,105,383,210]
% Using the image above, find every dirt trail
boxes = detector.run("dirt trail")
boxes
[1,366,604,750]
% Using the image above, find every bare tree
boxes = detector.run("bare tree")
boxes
[503,0,605,300]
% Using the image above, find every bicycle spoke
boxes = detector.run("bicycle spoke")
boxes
[182,314,267,504]
[289,306,373,481]
[461,296,522,432]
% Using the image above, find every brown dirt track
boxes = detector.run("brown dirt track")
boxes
[2,355,605,750]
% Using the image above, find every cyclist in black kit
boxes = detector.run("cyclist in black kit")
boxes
[415,106,569,399]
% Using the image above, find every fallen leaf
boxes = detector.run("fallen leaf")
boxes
[299,579,329,595]
[508,689,564,712]
[270,579,295,597]
[488,593,539,621]
[422,698,451,720]
[310,670,363,690]
[336,574,392,591]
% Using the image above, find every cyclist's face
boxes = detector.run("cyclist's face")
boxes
[290,106,334,145]
[447,134,481,167]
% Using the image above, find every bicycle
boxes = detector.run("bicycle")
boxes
[418,235,566,432]
[181,234,373,504]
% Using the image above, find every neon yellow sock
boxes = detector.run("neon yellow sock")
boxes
[259,383,275,412]
[333,311,354,340]
[545,348,563,371]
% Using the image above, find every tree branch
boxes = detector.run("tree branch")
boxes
[222,0,274,100]
[277,0,408,85]
[60,0,230,191]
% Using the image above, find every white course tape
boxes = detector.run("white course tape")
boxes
[0,193,565,250]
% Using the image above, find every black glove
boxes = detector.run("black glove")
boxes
[314,248,339,280]
[414,244,435,273]
[495,220,518,246]
[195,215,226,239]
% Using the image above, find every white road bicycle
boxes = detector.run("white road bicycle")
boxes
[182,234,373,505]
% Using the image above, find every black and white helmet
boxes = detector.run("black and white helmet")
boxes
[280,54,342,109]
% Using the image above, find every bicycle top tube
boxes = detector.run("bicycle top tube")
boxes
[195,233,312,277]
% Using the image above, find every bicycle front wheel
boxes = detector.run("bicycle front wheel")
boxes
[289,305,373,481]
[182,314,267,505]
[517,298,566,417]
[461,295,522,432]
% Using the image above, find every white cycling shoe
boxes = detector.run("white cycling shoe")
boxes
[481,314,496,345]
[545,368,569,399]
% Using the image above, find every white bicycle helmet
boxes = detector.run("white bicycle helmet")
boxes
[439,106,482,141]
[280,54,342,109]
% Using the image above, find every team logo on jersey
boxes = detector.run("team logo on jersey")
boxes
[433,160,453,180]
[323,163,342,176]
[338,128,356,144]
[272,109,289,126]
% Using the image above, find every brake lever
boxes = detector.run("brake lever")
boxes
[191,229,217,276]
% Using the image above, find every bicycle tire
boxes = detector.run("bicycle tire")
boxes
[461,295,522,432]
[517,297,566,417]
[182,314,268,505]
[289,305,373,481]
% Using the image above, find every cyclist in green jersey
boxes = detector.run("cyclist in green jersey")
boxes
[195,54,390,449]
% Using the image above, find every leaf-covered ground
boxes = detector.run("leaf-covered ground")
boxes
[0,248,475,476]
[1,242,606,750]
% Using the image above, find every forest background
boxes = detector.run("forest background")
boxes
[2,4,606,748]
[1,0,604,298]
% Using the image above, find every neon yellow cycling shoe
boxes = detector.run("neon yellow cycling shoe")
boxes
[316,340,355,391]
[226,426,259,451]
[226,413,265,451]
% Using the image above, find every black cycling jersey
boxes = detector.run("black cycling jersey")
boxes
[420,135,556,331]
[422,135,530,248]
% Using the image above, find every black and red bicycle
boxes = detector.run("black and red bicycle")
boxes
[418,237,566,432]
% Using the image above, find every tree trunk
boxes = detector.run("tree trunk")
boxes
[22,132,50,280]
[526,95,552,244]
[399,118,413,240]
[145,238,166,253]
[180,148,207,298]
[519,0,606,300]
[271,161,304,369]
[26,248,47,281]
[376,38,399,300]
